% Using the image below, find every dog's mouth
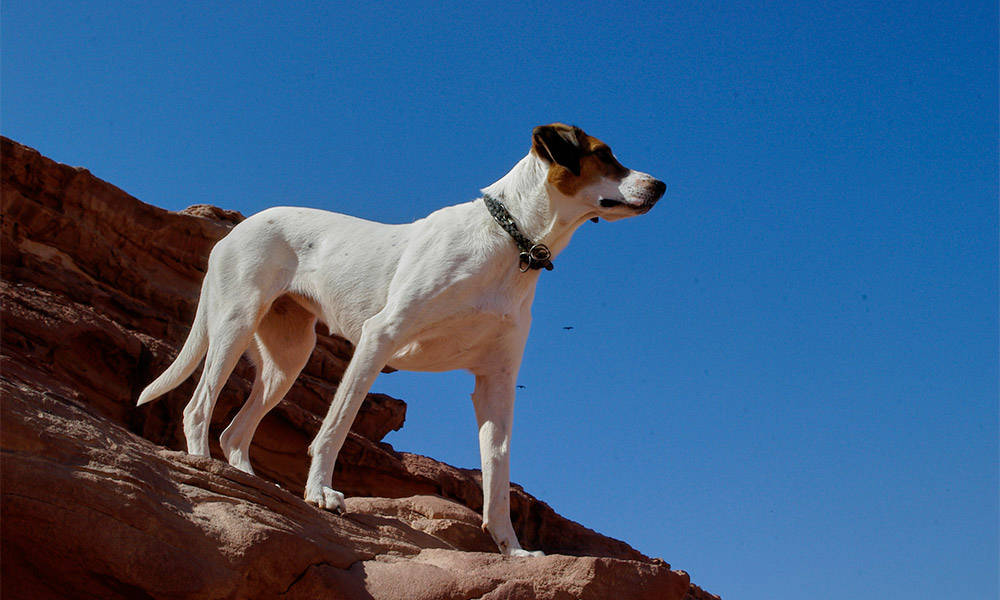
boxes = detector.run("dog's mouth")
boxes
[599,197,658,214]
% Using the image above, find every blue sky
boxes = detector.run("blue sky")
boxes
[3,2,997,598]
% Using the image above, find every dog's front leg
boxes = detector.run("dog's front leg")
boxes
[472,371,544,557]
[304,319,396,512]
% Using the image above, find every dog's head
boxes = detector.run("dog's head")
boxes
[532,123,665,222]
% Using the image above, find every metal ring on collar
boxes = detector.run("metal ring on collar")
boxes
[519,243,553,272]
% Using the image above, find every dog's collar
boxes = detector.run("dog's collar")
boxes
[482,194,554,272]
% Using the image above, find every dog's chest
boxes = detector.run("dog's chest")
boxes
[387,303,522,373]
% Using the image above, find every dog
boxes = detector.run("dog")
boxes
[137,123,665,556]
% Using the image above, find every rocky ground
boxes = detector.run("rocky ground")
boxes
[0,137,718,599]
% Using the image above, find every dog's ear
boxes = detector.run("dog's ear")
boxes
[532,124,584,176]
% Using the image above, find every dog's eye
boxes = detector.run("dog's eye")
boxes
[594,148,614,162]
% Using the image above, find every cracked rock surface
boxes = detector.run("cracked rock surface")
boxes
[0,137,714,599]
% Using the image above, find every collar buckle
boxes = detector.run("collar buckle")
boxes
[519,243,553,272]
[483,194,555,273]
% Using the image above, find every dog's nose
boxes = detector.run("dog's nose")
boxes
[651,180,666,200]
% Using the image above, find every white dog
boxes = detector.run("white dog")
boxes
[137,123,665,556]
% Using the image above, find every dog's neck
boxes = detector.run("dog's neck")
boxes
[480,152,593,259]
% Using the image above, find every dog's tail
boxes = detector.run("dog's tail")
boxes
[136,286,210,406]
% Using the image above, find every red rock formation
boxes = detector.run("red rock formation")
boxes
[0,137,717,599]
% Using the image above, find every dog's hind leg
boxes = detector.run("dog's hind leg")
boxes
[219,346,265,472]
[182,303,263,457]
[304,315,398,512]
[220,296,317,474]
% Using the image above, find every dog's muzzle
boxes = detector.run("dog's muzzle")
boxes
[601,179,666,213]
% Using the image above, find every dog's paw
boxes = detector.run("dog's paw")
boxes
[508,548,545,558]
[304,486,346,513]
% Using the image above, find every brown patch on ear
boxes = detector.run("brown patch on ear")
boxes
[532,123,585,175]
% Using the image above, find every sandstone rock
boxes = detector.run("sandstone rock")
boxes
[686,583,724,600]
[346,495,498,553]
[0,136,714,599]
[356,550,690,600]
[178,203,246,224]
[2,382,388,599]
